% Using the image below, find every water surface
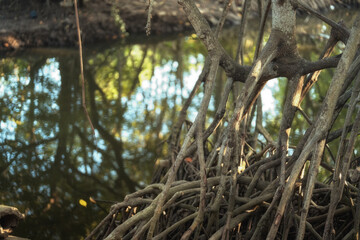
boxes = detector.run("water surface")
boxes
[0,10,356,239]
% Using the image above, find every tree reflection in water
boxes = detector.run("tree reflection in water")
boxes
[0,36,205,239]
[0,10,357,239]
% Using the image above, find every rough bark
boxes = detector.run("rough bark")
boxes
[86,1,360,239]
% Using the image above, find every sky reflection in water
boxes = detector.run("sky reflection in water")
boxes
[0,9,357,239]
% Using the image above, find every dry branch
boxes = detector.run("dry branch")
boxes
[87,1,360,239]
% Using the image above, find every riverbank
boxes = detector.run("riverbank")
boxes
[1,0,358,52]
[0,0,245,51]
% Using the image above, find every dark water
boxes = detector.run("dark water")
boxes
[0,10,357,239]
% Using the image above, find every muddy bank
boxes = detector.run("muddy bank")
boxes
[0,0,358,51]
[0,0,245,51]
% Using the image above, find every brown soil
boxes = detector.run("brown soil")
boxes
[0,0,245,52]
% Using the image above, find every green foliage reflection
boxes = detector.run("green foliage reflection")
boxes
[0,11,356,239]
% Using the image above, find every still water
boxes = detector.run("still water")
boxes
[0,10,357,239]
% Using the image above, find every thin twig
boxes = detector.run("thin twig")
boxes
[74,0,95,134]
[292,0,349,43]
[254,0,271,60]
[145,0,155,36]
[215,0,233,37]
